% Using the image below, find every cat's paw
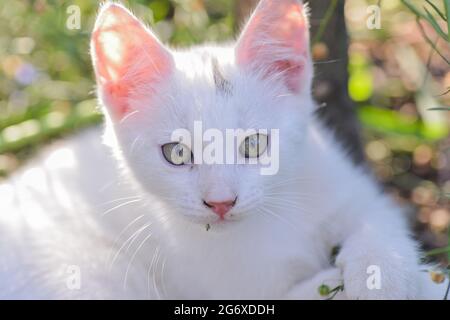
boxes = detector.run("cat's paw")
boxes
[336,246,419,300]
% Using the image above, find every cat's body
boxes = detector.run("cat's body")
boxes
[0,117,445,299]
[0,123,329,299]
[0,0,447,299]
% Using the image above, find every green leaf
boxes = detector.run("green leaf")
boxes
[358,105,449,140]
[149,0,170,23]
[427,246,450,256]
[402,0,427,20]
[424,7,448,40]
[425,0,447,21]
[403,0,450,42]
[414,16,450,64]
[445,0,450,42]
[358,106,418,136]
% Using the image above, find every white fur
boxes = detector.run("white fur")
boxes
[0,1,447,299]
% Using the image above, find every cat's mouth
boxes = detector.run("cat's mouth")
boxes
[203,217,241,232]
[182,212,243,229]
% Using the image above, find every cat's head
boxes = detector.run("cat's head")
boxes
[91,0,315,227]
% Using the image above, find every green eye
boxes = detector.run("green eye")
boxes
[161,142,193,166]
[239,134,268,158]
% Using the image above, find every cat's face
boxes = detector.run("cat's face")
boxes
[91,0,314,227]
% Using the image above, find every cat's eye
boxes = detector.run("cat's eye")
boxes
[161,142,193,166]
[239,134,268,158]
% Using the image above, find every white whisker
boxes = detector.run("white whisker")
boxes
[124,231,153,290]
[257,207,300,232]
[101,199,142,216]
[108,223,151,271]
[97,196,141,207]
[107,214,145,262]
[148,246,161,299]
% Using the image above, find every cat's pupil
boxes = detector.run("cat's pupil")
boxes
[239,134,267,159]
[247,135,258,154]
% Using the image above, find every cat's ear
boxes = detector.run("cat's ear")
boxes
[235,0,311,94]
[91,3,173,119]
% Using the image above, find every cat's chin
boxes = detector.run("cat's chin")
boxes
[179,213,244,230]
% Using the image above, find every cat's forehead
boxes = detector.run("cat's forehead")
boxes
[155,46,293,134]
[167,47,238,127]
[172,47,235,99]
[173,46,235,79]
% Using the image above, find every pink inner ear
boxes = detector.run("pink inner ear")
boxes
[91,4,172,118]
[236,0,310,93]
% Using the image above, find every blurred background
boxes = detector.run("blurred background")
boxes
[0,0,448,266]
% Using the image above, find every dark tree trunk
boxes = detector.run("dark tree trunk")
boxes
[234,0,365,164]
[309,0,364,163]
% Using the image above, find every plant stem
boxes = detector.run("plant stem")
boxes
[415,17,450,64]
[445,0,450,42]
[312,0,338,45]
[426,246,450,256]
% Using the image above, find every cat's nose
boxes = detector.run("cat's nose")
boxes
[203,198,237,219]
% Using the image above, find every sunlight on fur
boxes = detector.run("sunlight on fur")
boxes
[0,0,448,300]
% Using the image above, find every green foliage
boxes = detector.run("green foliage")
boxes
[402,0,450,64]
[401,0,450,263]
[403,0,449,41]
[348,53,373,102]
[358,105,444,140]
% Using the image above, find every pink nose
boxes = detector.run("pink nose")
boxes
[203,199,236,219]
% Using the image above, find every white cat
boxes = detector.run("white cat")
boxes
[0,0,447,299]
